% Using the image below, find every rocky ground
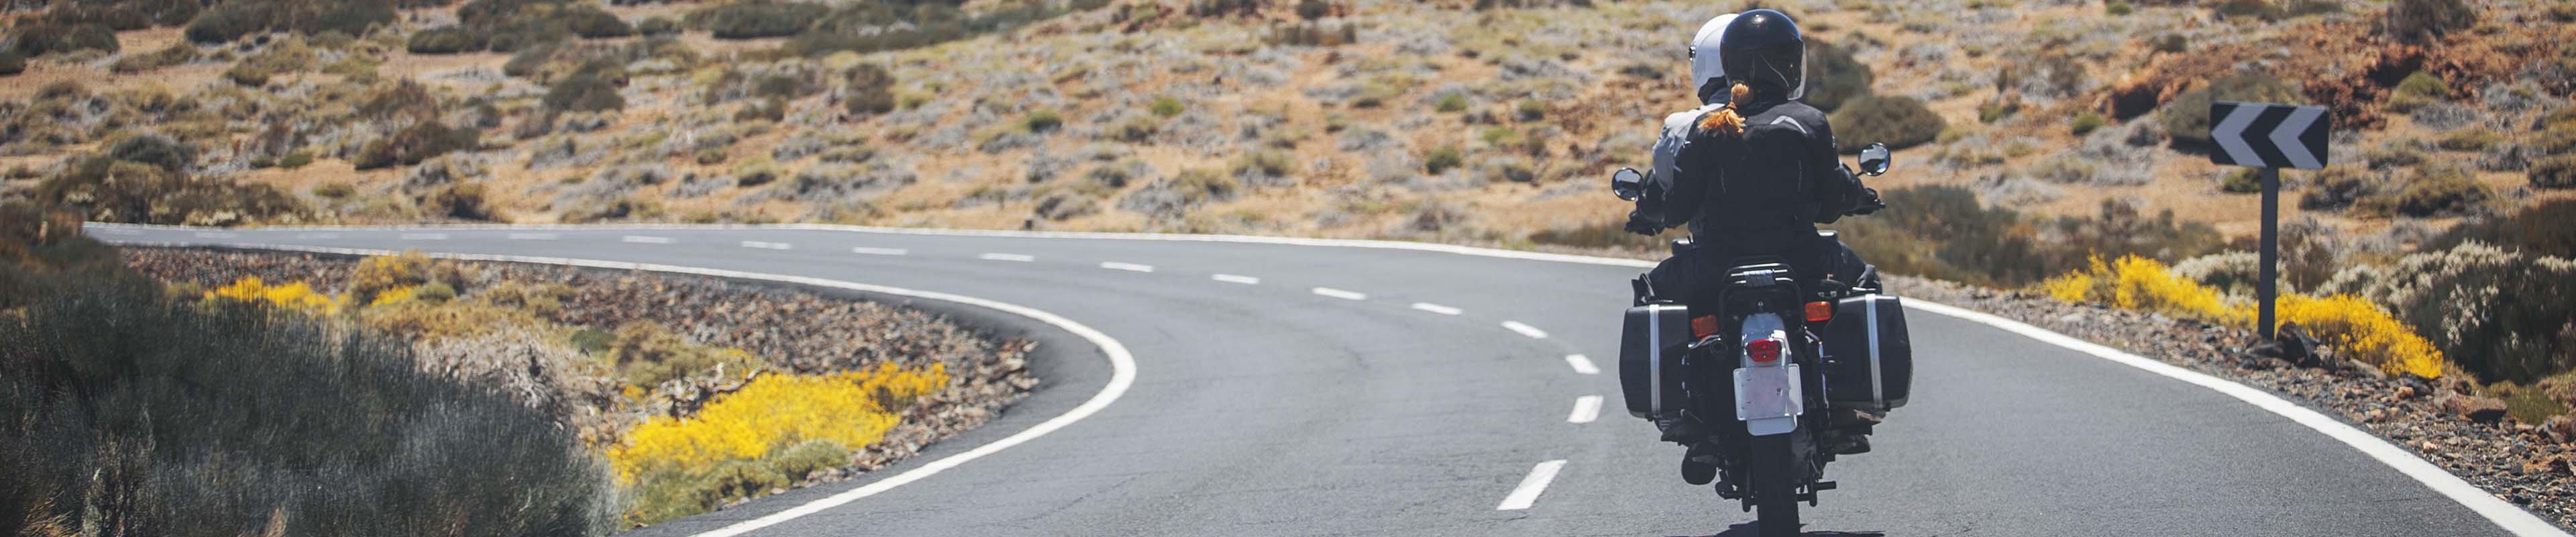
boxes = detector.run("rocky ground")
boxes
[1888,275,2576,530]
[119,247,1038,505]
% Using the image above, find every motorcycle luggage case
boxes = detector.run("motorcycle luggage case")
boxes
[1821,294,1912,411]
[1619,303,1693,419]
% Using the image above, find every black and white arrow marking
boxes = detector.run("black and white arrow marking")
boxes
[2209,101,2330,169]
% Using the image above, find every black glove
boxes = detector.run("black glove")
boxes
[1849,188,1886,215]
[1624,211,1663,236]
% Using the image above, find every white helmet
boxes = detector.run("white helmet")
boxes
[1688,13,1738,104]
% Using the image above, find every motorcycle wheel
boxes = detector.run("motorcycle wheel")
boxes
[1750,434,1800,537]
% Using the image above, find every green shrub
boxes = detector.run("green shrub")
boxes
[0,52,23,76]
[2220,167,2264,193]
[1150,95,1185,117]
[0,275,614,537]
[544,73,625,113]
[2106,0,2133,15]
[354,123,478,170]
[1480,126,1521,147]
[568,328,615,354]
[2383,0,2475,42]
[2385,71,2449,111]
[2161,73,2302,148]
[415,281,458,303]
[1435,93,1468,113]
[2428,199,2576,259]
[698,1,826,39]
[1515,99,1545,121]
[2300,166,2375,210]
[109,43,199,74]
[1829,95,1947,152]
[844,64,898,116]
[108,135,200,172]
[282,150,317,170]
[2435,129,2500,152]
[1116,116,1160,142]
[1804,40,1872,112]
[2532,155,2576,190]
[185,0,398,44]
[11,22,121,57]
[1424,146,1463,175]
[2391,166,2489,217]
[2150,34,2188,54]
[1297,0,1332,19]
[562,5,633,38]
[407,26,480,54]
[639,16,681,36]
[2070,111,2107,136]
[311,181,354,199]
[1024,109,1064,133]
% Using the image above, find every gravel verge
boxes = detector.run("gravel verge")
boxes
[1888,275,2576,530]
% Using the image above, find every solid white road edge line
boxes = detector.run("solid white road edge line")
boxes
[849,247,909,256]
[1564,354,1600,375]
[621,235,673,244]
[1501,321,1548,340]
[1567,396,1602,424]
[83,224,2567,535]
[980,252,1035,262]
[1211,274,1260,285]
[1311,287,1367,301]
[1496,460,1567,511]
[93,239,1138,537]
[1409,302,1463,315]
[1099,262,1155,273]
[1902,299,2566,536]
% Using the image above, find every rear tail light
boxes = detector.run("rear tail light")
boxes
[1805,301,1833,322]
[1746,338,1782,364]
[1691,316,1718,339]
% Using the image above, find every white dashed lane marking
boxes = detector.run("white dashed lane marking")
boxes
[1099,262,1155,273]
[980,253,1036,262]
[1496,460,1567,511]
[623,235,674,244]
[195,232,238,238]
[1564,354,1600,375]
[1211,274,1261,285]
[850,247,908,256]
[1568,396,1603,424]
[741,240,793,250]
[508,233,559,240]
[1409,302,1462,315]
[293,232,336,240]
[400,233,449,240]
[1501,321,1549,340]
[1311,287,1368,301]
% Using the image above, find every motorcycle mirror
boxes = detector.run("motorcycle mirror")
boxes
[1858,143,1892,177]
[1611,168,1644,201]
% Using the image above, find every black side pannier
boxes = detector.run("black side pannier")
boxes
[1820,294,1912,412]
[1619,303,1693,419]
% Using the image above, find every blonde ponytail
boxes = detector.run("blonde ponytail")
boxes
[1696,83,1753,138]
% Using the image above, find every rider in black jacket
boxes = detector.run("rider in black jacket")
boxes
[1625,9,1882,471]
[1629,9,1880,311]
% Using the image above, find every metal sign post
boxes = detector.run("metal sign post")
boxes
[2208,101,2330,340]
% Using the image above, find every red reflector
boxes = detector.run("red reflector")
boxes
[1690,316,1719,339]
[1747,338,1782,364]
[1805,301,1833,323]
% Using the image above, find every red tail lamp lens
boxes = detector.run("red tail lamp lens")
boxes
[1746,338,1782,364]
[1805,301,1833,323]
[1691,316,1719,339]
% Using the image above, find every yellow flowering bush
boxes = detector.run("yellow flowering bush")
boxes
[2278,294,2447,379]
[368,285,419,307]
[608,363,949,482]
[204,277,339,313]
[2037,254,2447,379]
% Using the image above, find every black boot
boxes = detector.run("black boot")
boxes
[1681,442,1717,485]
[1657,416,1710,444]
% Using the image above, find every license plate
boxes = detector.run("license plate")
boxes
[1733,364,1803,422]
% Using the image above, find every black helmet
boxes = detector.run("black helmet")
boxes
[1720,9,1805,101]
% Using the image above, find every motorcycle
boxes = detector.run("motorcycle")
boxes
[1610,143,1913,537]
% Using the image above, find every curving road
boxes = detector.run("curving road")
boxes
[93,224,2562,537]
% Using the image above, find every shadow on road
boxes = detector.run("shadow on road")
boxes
[1673,522,1887,537]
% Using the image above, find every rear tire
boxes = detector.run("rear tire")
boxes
[1750,434,1800,537]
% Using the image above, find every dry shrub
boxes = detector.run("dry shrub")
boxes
[2319,242,2576,383]
[35,156,305,226]
[1831,95,1946,152]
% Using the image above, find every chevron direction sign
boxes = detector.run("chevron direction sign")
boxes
[2208,101,2330,169]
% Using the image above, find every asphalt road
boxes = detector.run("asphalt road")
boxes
[94,224,2549,536]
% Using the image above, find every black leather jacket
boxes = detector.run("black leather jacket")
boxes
[1650,97,1865,253]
